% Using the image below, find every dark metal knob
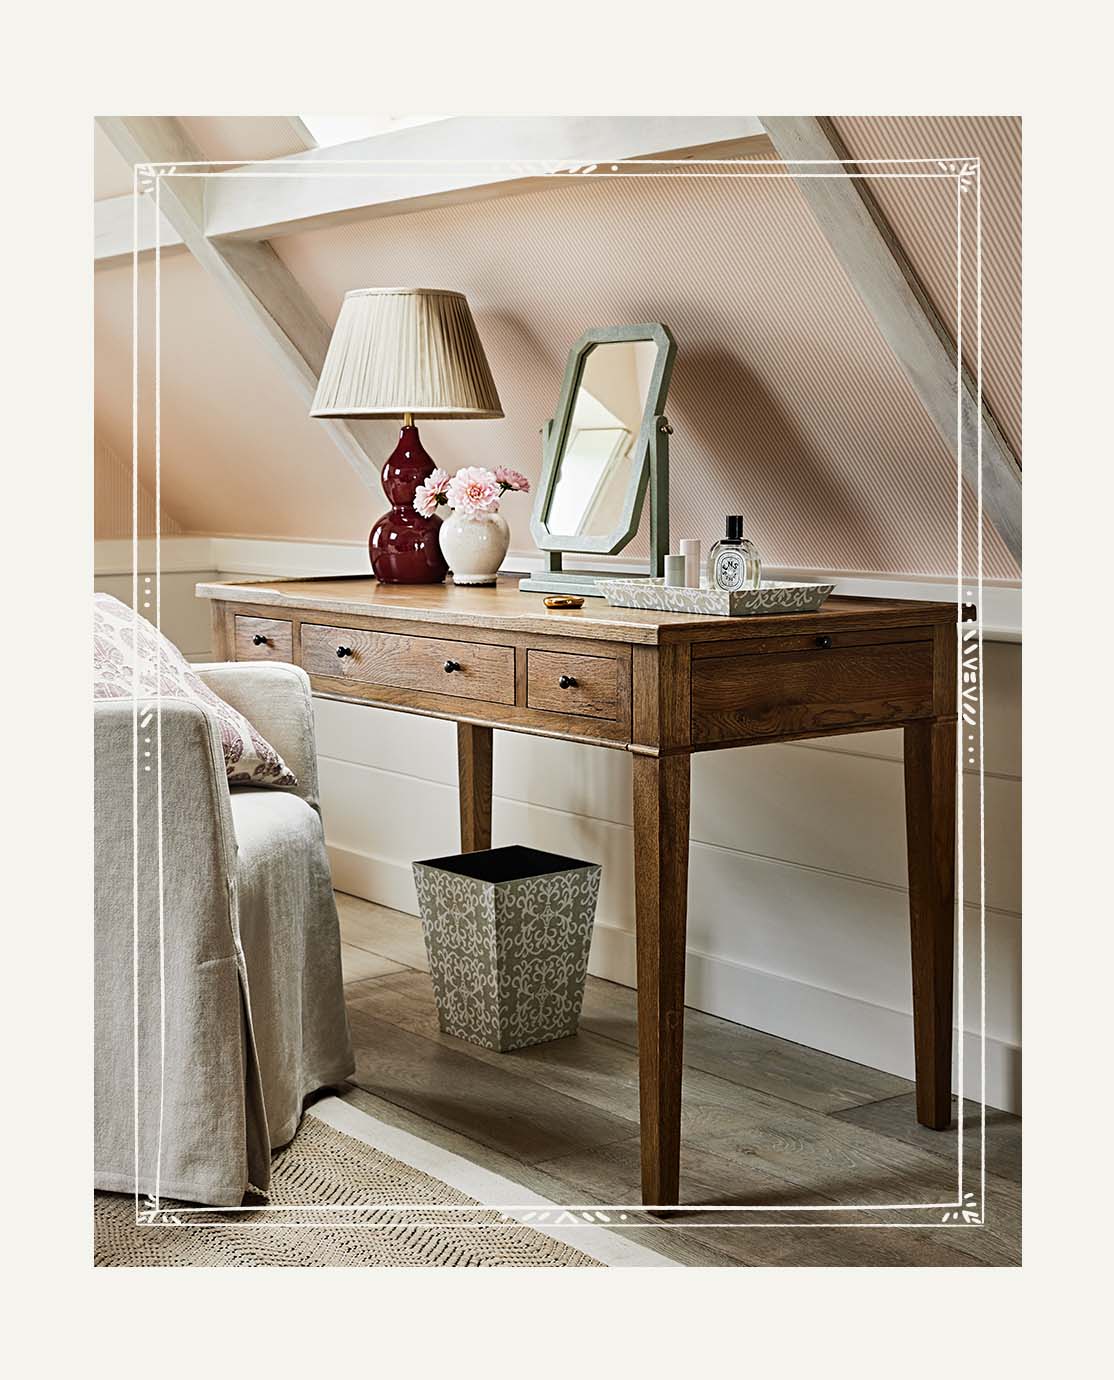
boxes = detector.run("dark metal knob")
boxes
[815,635,832,649]
[252,634,268,646]
[336,646,353,658]
[558,674,578,689]
[443,659,460,673]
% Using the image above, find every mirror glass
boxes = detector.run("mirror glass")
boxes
[544,340,660,538]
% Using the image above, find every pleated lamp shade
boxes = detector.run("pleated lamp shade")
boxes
[310,287,503,420]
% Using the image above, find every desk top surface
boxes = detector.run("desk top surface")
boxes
[199,575,961,647]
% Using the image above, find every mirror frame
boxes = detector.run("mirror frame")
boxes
[530,323,676,556]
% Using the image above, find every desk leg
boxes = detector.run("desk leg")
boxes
[903,719,957,1129]
[632,752,691,1206]
[457,723,493,853]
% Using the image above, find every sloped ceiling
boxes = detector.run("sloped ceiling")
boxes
[94,124,135,200]
[833,116,1021,458]
[94,255,376,540]
[93,117,1021,580]
[94,436,182,539]
[177,116,310,164]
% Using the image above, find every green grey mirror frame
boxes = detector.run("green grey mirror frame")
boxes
[528,323,676,569]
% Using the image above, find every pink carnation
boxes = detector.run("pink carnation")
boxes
[413,468,450,518]
[447,466,500,516]
[494,466,530,494]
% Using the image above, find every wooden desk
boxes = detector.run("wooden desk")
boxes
[201,575,962,1207]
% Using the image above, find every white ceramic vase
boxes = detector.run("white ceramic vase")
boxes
[438,510,510,585]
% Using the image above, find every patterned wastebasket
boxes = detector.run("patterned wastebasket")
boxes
[412,845,602,1053]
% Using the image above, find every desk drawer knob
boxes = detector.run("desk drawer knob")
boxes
[814,635,833,649]
[336,645,353,658]
[252,634,268,646]
[443,659,461,673]
[558,674,578,689]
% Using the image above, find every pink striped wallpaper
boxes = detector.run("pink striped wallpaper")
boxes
[276,150,1017,577]
[94,435,182,540]
[94,254,379,541]
[833,116,1021,459]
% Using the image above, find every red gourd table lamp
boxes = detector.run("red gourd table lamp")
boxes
[310,287,503,582]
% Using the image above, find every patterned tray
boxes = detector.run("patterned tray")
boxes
[598,577,834,617]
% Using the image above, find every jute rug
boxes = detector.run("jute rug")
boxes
[94,1098,668,1268]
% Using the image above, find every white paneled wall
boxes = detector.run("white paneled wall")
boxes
[316,638,1021,1112]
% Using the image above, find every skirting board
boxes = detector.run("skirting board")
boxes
[327,841,1020,1115]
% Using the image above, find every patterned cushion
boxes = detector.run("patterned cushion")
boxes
[93,593,297,789]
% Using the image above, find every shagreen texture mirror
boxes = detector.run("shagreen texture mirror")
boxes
[519,324,676,596]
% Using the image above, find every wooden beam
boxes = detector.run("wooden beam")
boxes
[95,193,185,266]
[759,116,1021,564]
[284,116,317,151]
[95,116,385,494]
[203,116,767,241]
[99,117,765,260]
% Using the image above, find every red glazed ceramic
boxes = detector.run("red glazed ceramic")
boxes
[369,424,448,583]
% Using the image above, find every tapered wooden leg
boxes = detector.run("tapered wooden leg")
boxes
[632,752,691,1206]
[903,718,957,1129]
[457,723,493,852]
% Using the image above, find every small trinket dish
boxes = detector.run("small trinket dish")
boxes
[543,594,585,609]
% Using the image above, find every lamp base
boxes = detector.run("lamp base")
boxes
[370,423,448,584]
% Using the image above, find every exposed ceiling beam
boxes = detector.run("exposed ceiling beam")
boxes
[97,117,768,263]
[95,116,384,495]
[203,115,767,241]
[759,116,1021,565]
[95,192,185,266]
[95,113,318,265]
[284,115,317,150]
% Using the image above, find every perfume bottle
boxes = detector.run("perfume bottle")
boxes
[709,515,761,592]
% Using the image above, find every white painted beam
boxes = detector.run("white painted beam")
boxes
[95,116,385,494]
[284,116,317,150]
[95,192,185,265]
[760,116,1021,564]
[203,115,767,241]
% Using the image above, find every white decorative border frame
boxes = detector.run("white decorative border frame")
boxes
[127,150,992,1234]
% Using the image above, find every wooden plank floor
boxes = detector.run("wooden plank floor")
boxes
[335,892,1021,1267]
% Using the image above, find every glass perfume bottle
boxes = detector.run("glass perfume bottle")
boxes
[709,515,761,592]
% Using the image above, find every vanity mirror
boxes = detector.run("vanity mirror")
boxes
[519,323,676,596]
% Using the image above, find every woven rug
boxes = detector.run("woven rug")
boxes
[95,1099,663,1268]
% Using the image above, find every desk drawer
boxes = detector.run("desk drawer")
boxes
[692,637,934,743]
[301,623,516,705]
[234,616,293,662]
[527,649,621,721]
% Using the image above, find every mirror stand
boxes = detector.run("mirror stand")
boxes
[518,415,672,596]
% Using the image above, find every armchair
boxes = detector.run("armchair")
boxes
[94,661,354,1206]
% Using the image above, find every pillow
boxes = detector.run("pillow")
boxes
[93,593,297,789]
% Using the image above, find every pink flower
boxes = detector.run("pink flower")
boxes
[413,468,450,518]
[447,466,500,516]
[494,466,530,494]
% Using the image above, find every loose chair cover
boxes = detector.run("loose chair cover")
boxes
[94,660,353,1205]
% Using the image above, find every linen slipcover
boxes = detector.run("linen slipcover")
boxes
[94,660,354,1205]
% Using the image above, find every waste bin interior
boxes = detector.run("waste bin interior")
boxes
[413,844,591,884]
